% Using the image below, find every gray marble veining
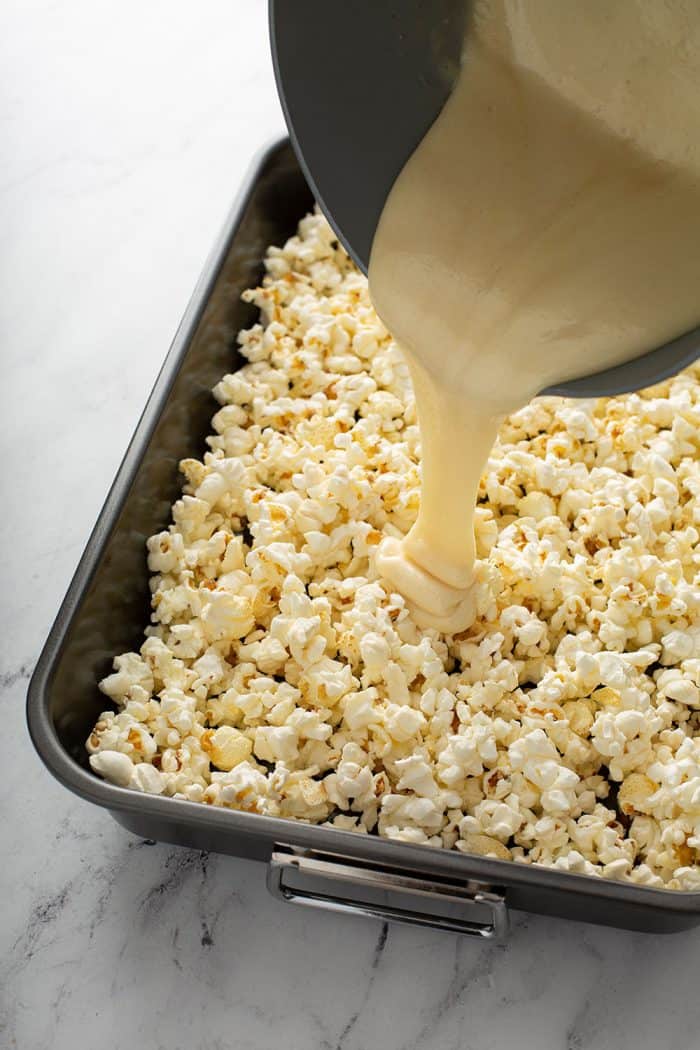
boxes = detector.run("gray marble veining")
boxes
[3,3,700,1048]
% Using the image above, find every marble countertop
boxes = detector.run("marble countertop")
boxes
[3,3,700,1048]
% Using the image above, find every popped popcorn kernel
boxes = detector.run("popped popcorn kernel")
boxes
[209,726,253,771]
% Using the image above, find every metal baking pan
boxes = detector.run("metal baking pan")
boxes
[27,138,700,938]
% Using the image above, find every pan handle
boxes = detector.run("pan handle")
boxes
[267,845,508,940]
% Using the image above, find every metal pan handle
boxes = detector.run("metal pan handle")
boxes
[267,846,508,940]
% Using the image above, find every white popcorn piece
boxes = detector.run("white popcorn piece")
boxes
[438,716,498,784]
[325,743,376,807]
[86,208,700,890]
[100,652,154,705]
[472,797,523,841]
[209,726,253,771]
[394,754,439,798]
[343,689,379,731]
[209,762,271,813]
[90,750,135,788]
[385,703,426,742]
[201,591,255,642]
[253,725,299,764]
[130,763,165,795]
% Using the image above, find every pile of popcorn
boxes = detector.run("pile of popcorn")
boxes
[88,211,700,890]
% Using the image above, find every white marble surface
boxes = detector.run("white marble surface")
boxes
[3,4,700,1048]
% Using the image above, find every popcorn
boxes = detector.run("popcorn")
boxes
[99,653,154,705]
[201,590,255,642]
[618,773,657,816]
[208,726,253,771]
[456,833,512,861]
[253,725,299,763]
[131,763,165,795]
[385,704,426,742]
[472,797,523,840]
[437,715,498,784]
[88,209,700,890]
[325,743,375,807]
[89,750,134,788]
[394,753,439,797]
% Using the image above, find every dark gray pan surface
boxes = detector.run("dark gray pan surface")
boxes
[269,0,466,274]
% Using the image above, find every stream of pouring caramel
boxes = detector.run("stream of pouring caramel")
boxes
[369,0,700,631]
